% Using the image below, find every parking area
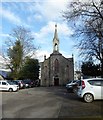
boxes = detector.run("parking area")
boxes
[0,86,103,119]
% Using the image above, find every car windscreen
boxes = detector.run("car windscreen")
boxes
[67,80,73,84]
[8,81,15,85]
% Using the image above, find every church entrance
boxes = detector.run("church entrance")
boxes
[54,78,59,86]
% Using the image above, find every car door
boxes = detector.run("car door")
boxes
[88,80,102,99]
[91,80,101,99]
[0,82,2,90]
[101,80,103,99]
[1,81,8,91]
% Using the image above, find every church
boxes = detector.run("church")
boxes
[40,24,74,86]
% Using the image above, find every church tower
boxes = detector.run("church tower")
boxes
[53,24,59,52]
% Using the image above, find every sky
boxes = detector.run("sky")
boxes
[0,0,81,70]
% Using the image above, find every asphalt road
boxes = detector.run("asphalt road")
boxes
[0,87,103,119]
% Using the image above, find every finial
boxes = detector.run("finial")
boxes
[55,24,57,28]
[54,24,58,39]
[53,24,59,52]
[44,55,46,60]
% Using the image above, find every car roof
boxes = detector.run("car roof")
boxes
[0,80,7,81]
[14,80,22,81]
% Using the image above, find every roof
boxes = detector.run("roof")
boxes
[0,75,4,80]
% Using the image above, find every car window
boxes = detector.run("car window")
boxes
[8,81,15,85]
[2,82,7,85]
[0,82,1,84]
[67,80,72,84]
[76,80,81,86]
[73,80,77,83]
[101,80,103,86]
[88,80,101,86]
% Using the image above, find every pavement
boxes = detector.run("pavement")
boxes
[0,86,103,119]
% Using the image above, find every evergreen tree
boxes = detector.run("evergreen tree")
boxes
[8,40,23,79]
[81,61,101,77]
[19,58,39,80]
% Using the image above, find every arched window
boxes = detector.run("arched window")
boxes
[54,43,58,51]
[54,59,59,73]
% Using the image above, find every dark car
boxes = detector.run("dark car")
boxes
[66,80,80,92]
[23,79,34,88]
[34,79,40,87]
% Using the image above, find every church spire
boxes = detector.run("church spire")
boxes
[53,24,59,52]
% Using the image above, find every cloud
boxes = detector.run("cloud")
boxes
[0,6,30,27]
[0,7,22,25]
[25,0,69,21]
[35,50,50,62]
[35,49,73,62]
[2,0,36,2]
[37,0,67,21]
[0,55,10,70]
[60,50,72,58]
[32,21,73,45]
[0,33,10,37]
[33,14,42,21]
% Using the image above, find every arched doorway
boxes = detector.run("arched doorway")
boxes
[54,77,59,86]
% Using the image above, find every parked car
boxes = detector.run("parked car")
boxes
[7,80,20,89]
[14,80,25,89]
[0,80,19,92]
[23,79,34,88]
[34,79,40,87]
[77,78,103,103]
[66,80,79,92]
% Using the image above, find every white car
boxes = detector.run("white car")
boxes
[0,80,19,92]
[77,78,103,103]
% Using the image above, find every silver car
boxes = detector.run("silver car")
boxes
[0,80,19,92]
[77,78,103,103]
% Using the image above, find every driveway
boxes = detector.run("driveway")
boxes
[0,87,102,119]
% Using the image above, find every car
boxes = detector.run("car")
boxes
[23,79,33,88]
[34,79,40,87]
[7,80,20,89]
[0,80,19,92]
[77,78,103,103]
[66,80,79,92]
[14,80,26,89]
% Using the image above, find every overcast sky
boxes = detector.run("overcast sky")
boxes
[0,0,86,70]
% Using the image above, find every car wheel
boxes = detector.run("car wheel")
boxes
[9,88,13,92]
[83,93,94,103]
[73,88,77,93]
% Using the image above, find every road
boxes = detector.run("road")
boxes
[0,87,102,119]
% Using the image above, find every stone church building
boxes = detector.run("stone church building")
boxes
[41,24,74,86]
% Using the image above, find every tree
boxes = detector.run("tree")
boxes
[8,40,23,79]
[81,61,101,77]
[6,26,36,58]
[63,0,103,77]
[19,58,39,80]
[4,26,37,79]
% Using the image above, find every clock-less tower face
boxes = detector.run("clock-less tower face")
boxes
[53,24,59,52]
